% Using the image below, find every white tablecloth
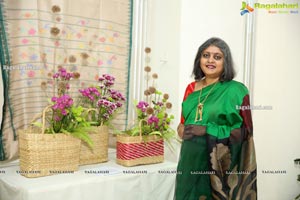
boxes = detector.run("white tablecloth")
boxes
[0,149,177,200]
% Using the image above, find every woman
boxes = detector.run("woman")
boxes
[174,37,257,200]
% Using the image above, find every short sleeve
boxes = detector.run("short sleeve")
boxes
[180,82,196,124]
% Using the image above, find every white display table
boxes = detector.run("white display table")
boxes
[0,149,177,200]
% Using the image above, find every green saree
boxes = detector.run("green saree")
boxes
[175,80,257,200]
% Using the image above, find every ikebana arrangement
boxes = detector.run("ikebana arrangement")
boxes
[78,74,125,165]
[116,47,176,167]
[19,67,90,178]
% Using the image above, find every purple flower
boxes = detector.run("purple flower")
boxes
[136,101,149,112]
[79,87,100,101]
[156,102,163,106]
[61,109,67,115]
[148,116,159,124]
[52,73,59,79]
[52,67,74,81]
[51,97,58,102]
[109,103,117,110]
[80,73,125,124]
[103,74,115,81]
[104,80,114,87]
[51,94,73,112]
[116,102,123,107]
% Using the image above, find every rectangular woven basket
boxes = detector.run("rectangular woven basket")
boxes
[116,134,164,167]
[79,125,109,165]
[18,106,81,178]
[18,128,81,178]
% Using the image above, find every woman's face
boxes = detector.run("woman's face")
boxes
[200,45,224,79]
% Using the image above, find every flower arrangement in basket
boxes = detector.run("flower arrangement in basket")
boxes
[46,68,92,140]
[78,74,126,165]
[116,47,176,167]
[18,67,92,178]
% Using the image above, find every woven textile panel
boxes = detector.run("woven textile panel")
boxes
[0,0,132,161]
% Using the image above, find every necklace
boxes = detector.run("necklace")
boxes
[195,81,218,122]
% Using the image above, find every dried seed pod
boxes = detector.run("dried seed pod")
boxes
[145,47,151,53]
[163,93,169,100]
[152,73,158,79]
[52,5,61,13]
[73,72,80,79]
[166,102,172,109]
[81,52,89,59]
[144,89,151,96]
[144,66,151,72]
[68,55,77,63]
[148,86,156,94]
[146,107,154,115]
[41,81,47,90]
[50,27,60,36]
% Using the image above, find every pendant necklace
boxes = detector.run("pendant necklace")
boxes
[195,81,218,122]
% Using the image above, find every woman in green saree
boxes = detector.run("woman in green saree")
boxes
[174,37,257,200]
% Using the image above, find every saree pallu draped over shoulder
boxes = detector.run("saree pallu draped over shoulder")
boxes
[175,81,257,200]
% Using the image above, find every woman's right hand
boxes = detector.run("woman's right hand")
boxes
[177,123,184,139]
[182,124,207,140]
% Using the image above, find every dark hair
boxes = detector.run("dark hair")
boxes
[192,37,235,81]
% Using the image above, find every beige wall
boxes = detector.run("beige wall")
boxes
[253,1,300,198]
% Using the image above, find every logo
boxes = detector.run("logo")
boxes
[254,3,299,14]
[240,1,254,15]
[241,1,299,15]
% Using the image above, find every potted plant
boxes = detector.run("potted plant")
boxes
[78,73,126,165]
[116,48,175,167]
[18,67,92,178]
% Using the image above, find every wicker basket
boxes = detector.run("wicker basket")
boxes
[116,134,164,167]
[18,106,81,178]
[79,125,109,165]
